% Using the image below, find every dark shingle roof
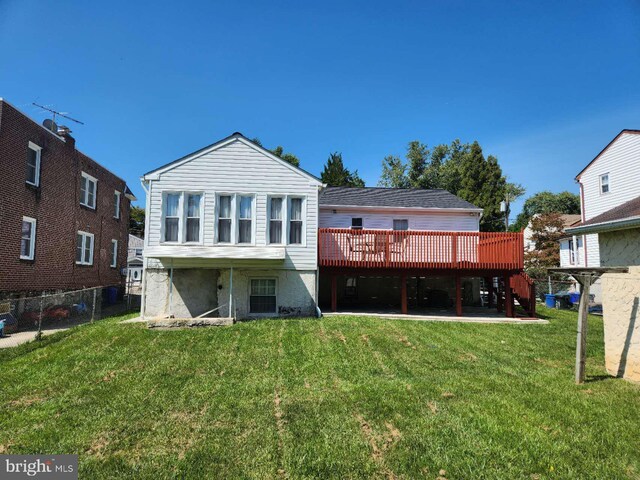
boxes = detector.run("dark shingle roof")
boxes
[319,187,480,210]
[567,195,640,233]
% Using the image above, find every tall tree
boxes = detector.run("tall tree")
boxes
[512,191,581,231]
[320,152,365,187]
[251,138,300,167]
[406,141,430,188]
[129,206,145,237]
[378,155,408,188]
[503,182,526,230]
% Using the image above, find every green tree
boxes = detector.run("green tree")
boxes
[503,182,526,230]
[406,141,430,188]
[512,191,581,231]
[378,155,408,188]
[320,152,365,187]
[251,138,300,167]
[129,206,145,237]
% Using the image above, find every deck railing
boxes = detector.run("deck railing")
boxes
[318,228,524,270]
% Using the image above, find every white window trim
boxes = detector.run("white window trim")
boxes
[248,277,278,316]
[114,190,121,219]
[236,194,256,246]
[599,173,610,195]
[267,195,286,245]
[20,216,37,260]
[80,172,98,209]
[76,231,95,266]
[160,191,204,244]
[26,142,42,187]
[184,192,205,244]
[287,195,307,246]
[111,239,118,268]
[215,193,236,244]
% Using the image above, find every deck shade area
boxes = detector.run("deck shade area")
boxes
[318,229,524,270]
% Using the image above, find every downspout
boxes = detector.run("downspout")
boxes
[229,264,234,319]
[169,260,174,317]
[579,182,588,267]
[140,178,151,319]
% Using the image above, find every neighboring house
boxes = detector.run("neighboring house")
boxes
[565,129,640,267]
[557,214,584,267]
[140,133,323,320]
[0,99,135,297]
[127,234,144,285]
[140,134,535,321]
[523,213,581,258]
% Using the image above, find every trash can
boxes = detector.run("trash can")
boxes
[107,287,118,305]
[569,292,580,304]
[545,294,556,308]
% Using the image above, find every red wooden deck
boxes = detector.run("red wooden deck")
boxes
[318,228,524,270]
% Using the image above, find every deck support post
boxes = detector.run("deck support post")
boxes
[401,273,408,314]
[455,275,462,316]
[504,273,514,318]
[575,275,592,384]
[486,277,494,308]
[331,275,338,312]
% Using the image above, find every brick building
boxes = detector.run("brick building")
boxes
[0,98,135,297]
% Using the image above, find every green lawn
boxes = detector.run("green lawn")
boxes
[1,308,640,479]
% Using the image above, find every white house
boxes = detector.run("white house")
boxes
[140,133,323,321]
[127,234,144,286]
[565,129,640,267]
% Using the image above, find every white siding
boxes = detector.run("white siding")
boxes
[580,132,640,220]
[584,233,600,267]
[319,208,480,231]
[146,139,320,270]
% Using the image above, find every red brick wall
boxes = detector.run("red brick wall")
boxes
[0,100,131,295]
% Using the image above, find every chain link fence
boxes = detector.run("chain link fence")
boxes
[0,286,140,349]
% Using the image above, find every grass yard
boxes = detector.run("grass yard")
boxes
[1,307,640,479]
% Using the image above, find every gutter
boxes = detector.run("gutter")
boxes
[566,215,640,235]
[319,205,483,214]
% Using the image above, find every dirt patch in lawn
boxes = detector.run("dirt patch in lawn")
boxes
[356,414,401,479]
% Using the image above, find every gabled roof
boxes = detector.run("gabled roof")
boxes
[575,129,640,181]
[560,214,582,228]
[566,194,640,234]
[142,132,323,184]
[319,186,482,211]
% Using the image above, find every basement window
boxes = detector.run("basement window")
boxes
[250,279,277,314]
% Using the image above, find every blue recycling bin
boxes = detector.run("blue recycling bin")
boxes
[107,287,118,305]
[545,294,556,308]
[0,319,4,337]
[569,292,580,304]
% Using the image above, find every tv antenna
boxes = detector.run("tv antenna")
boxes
[32,102,85,126]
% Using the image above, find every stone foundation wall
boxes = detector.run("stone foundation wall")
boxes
[599,228,640,267]
[601,266,640,382]
[143,268,219,318]
[218,269,317,319]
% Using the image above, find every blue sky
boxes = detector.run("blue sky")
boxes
[1,0,639,216]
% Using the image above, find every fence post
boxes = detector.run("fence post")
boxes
[36,293,44,341]
[91,288,97,323]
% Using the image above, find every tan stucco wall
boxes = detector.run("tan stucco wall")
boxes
[599,228,640,266]
[601,266,640,382]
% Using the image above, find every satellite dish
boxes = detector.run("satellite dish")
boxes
[43,118,58,133]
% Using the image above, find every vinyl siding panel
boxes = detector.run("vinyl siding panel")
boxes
[580,133,640,220]
[319,208,480,231]
[147,139,319,270]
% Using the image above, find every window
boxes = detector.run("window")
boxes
[351,218,363,230]
[600,173,610,194]
[20,217,36,260]
[76,231,94,265]
[80,172,97,209]
[26,142,41,186]
[289,197,303,244]
[111,240,118,268]
[217,195,232,243]
[393,219,408,231]
[114,191,121,219]
[135,248,143,256]
[345,277,357,298]
[569,238,581,265]
[238,195,253,244]
[163,193,181,242]
[185,193,202,242]
[269,197,284,244]
[250,279,276,314]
